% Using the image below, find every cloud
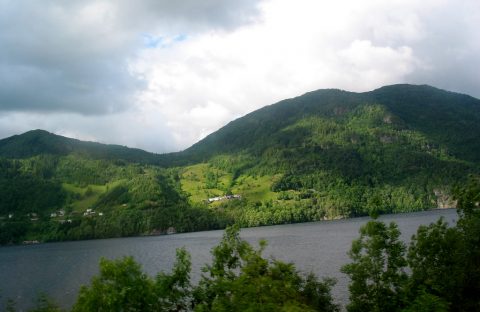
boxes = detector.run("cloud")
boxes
[128,1,421,149]
[129,0,480,151]
[335,40,416,89]
[0,1,136,114]
[0,0,479,152]
[403,0,480,95]
[0,0,262,114]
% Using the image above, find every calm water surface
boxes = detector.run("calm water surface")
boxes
[0,209,457,311]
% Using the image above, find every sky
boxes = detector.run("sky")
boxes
[0,0,479,153]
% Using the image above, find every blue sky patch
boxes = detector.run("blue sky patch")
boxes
[142,34,187,49]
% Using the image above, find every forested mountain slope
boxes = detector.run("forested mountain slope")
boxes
[0,132,226,244]
[183,84,480,162]
[0,129,164,164]
[1,84,479,244]
[173,85,479,222]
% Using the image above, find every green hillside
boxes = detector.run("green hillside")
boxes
[0,155,230,244]
[0,129,166,164]
[1,84,479,244]
[184,84,480,162]
[173,84,479,224]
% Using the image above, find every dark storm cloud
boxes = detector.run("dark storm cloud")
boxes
[403,0,480,98]
[0,0,262,114]
[115,0,262,31]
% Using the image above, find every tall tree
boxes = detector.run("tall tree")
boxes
[341,220,408,312]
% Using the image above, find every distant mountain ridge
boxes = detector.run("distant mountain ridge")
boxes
[0,129,163,164]
[1,84,479,165]
[1,84,480,245]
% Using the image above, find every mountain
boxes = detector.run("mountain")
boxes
[0,129,164,164]
[0,132,227,245]
[183,84,480,163]
[174,84,480,222]
[1,84,479,244]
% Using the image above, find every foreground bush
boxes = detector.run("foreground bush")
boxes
[342,177,480,312]
[72,225,338,312]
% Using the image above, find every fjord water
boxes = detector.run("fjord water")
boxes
[0,209,457,310]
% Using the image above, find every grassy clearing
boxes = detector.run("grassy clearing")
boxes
[180,163,279,204]
[232,175,278,202]
[63,180,127,212]
[180,163,230,202]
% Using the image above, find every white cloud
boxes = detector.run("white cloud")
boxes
[335,40,416,90]
[129,0,429,150]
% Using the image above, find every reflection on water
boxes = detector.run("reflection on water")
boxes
[0,209,457,310]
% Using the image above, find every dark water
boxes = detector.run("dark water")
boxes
[0,209,457,311]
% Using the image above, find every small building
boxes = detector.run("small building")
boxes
[208,196,222,203]
[207,194,241,203]
[83,209,96,216]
